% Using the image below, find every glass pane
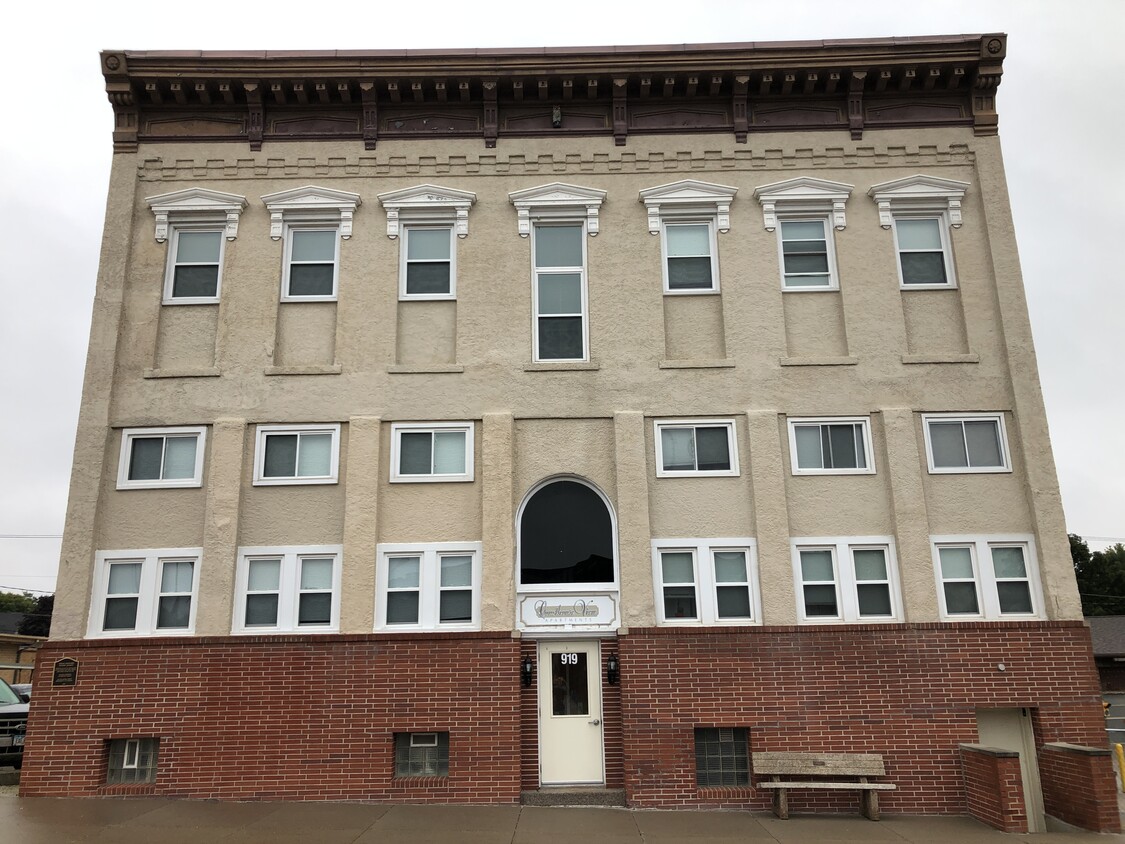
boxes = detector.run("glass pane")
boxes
[296,433,332,477]
[781,220,825,241]
[288,263,335,296]
[900,251,947,285]
[716,585,751,618]
[992,546,1027,579]
[666,223,710,256]
[965,420,1003,467]
[519,480,615,586]
[713,551,747,583]
[929,422,968,468]
[793,426,822,469]
[300,558,333,590]
[386,591,419,624]
[407,228,450,261]
[388,557,420,588]
[291,229,336,261]
[248,559,281,591]
[667,256,713,289]
[664,586,697,619]
[298,592,332,625]
[160,561,193,593]
[857,583,892,616]
[939,546,974,579]
[177,230,222,263]
[997,582,1033,614]
[853,549,887,581]
[944,582,979,614]
[245,594,279,626]
[128,438,164,481]
[896,218,942,250]
[104,596,138,630]
[782,252,829,274]
[551,652,589,716]
[440,556,472,587]
[661,552,694,584]
[263,434,298,477]
[439,590,472,622]
[695,427,731,471]
[803,584,838,616]
[157,595,190,629]
[399,432,433,475]
[538,316,583,359]
[826,424,859,469]
[108,563,142,594]
[172,265,219,298]
[537,273,582,314]
[660,427,695,471]
[800,549,834,582]
[432,431,466,474]
[405,262,451,295]
[534,224,582,268]
[784,274,831,288]
[162,436,197,479]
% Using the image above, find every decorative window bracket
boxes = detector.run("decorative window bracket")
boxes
[638,179,737,235]
[868,175,970,229]
[260,185,362,240]
[146,188,248,243]
[753,177,853,232]
[377,184,477,239]
[508,182,607,237]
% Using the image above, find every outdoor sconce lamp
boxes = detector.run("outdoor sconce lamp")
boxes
[521,655,534,687]
[607,653,620,685]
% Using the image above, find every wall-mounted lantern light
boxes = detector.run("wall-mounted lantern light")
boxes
[607,653,620,685]
[521,654,534,687]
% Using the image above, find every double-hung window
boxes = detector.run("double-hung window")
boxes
[532,223,588,360]
[754,177,853,291]
[778,219,837,289]
[234,546,342,633]
[933,536,1041,619]
[89,549,201,637]
[651,539,759,625]
[787,417,874,475]
[401,226,455,298]
[868,175,969,290]
[662,222,718,292]
[375,542,482,631]
[654,419,739,477]
[791,537,901,622]
[117,427,206,489]
[639,180,737,295]
[283,227,339,300]
[254,424,340,485]
[390,422,474,483]
[922,413,1010,473]
[892,217,954,287]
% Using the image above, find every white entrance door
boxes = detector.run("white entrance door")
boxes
[538,640,604,785]
[976,708,1045,833]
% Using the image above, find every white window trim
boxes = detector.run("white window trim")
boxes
[530,220,590,363]
[88,548,202,638]
[931,534,1043,621]
[790,537,903,623]
[786,416,876,476]
[639,180,737,296]
[146,187,247,244]
[253,423,341,486]
[890,214,958,290]
[377,184,475,302]
[868,175,969,290]
[921,412,1011,474]
[659,220,721,295]
[773,216,842,292]
[233,545,343,634]
[653,418,740,478]
[650,538,760,626]
[279,223,341,302]
[261,186,360,303]
[389,422,475,483]
[753,177,853,293]
[375,541,483,632]
[161,225,227,305]
[116,426,207,490]
[396,224,457,300]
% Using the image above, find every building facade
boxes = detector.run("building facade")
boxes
[22,35,1118,830]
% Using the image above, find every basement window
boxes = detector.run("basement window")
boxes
[394,732,449,777]
[106,738,159,784]
[695,727,749,787]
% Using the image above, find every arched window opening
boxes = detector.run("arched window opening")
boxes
[519,480,615,586]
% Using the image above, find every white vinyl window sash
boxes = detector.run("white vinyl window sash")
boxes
[778,218,837,290]
[654,420,739,477]
[532,223,588,361]
[893,216,955,288]
[117,427,206,489]
[662,222,718,293]
[787,418,874,475]
[401,226,455,299]
[933,536,1040,620]
[923,414,1010,474]
[254,424,340,485]
[376,542,483,631]
[90,549,201,638]
[390,422,474,483]
[164,228,224,303]
[234,546,342,633]
[651,539,760,626]
[791,538,901,623]
[282,227,340,301]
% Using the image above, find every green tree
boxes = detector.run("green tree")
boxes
[1071,534,1125,616]
[0,591,36,614]
[18,594,52,637]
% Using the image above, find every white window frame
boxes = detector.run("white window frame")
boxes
[389,422,475,483]
[530,220,590,362]
[931,534,1042,621]
[653,418,740,478]
[790,537,902,623]
[659,220,720,294]
[922,412,1011,474]
[774,216,841,291]
[88,548,202,638]
[398,224,457,300]
[253,423,341,486]
[116,426,207,490]
[233,545,343,634]
[786,417,875,476]
[753,177,853,293]
[161,225,227,304]
[280,223,341,302]
[375,541,483,632]
[650,538,760,626]
[890,214,957,289]
[639,180,737,296]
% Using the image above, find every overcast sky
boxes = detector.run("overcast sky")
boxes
[1,0,1121,596]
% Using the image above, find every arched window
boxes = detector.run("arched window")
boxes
[519,479,615,587]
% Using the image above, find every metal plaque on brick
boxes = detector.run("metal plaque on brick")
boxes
[517,593,619,632]
[52,658,79,686]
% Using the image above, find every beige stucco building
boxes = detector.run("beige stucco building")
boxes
[21,35,1117,830]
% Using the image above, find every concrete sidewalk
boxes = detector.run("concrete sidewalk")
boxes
[2,798,1124,844]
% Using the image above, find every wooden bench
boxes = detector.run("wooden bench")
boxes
[752,751,896,820]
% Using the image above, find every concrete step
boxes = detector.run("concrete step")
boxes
[521,787,626,807]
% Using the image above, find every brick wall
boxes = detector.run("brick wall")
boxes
[1039,742,1121,833]
[959,744,1027,832]
[21,633,521,802]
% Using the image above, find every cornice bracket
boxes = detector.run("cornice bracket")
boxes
[848,71,866,140]
[483,78,498,148]
[613,78,628,147]
[243,81,263,151]
[360,81,379,150]
[732,75,749,144]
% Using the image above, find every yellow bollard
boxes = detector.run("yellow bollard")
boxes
[1115,744,1125,793]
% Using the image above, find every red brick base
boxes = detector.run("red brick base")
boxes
[1039,742,1121,833]
[960,744,1027,832]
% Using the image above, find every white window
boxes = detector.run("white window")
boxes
[651,539,760,625]
[790,537,901,623]
[922,413,1010,473]
[253,424,340,486]
[400,226,455,299]
[89,549,201,638]
[662,221,719,292]
[787,417,874,475]
[654,419,739,477]
[532,222,589,361]
[932,535,1041,620]
[390,422,474,483]
[163,228,225,303]
[375,542,483,631]
[777,219,838,289]
[639,180,737,296]
[892,216,955,287]
[234,546,342,633]
[117,427,206,489]
[282,226,340,300]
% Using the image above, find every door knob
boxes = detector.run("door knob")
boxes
[589,719,601,725]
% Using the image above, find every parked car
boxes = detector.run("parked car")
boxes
[0,678,29,769]
[10,684,31,701]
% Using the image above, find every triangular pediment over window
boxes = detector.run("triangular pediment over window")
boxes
[753,177,854,231]
[260,185,362,239]
[868,175,970,229]
[638,179,738,234]
[377,184,477,238]
[508,183,607,236]
[145,187,248,242]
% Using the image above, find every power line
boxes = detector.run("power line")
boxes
[0,585,54,595]
[0,534,62,539]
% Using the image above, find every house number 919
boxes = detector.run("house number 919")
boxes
[560,653,579,665]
